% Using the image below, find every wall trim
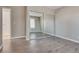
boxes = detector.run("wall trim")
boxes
[30,31,42,33]
[11,34,79,43]
[26,36,30,40]
[55,35,79,44]
[43,32,55,36]
[43,32,79,44]
[11,36,26,39]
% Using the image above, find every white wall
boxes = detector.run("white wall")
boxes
[43,14,54,35]
[55,7,79,42]
[28,6,55,35]
[10,6,26,38]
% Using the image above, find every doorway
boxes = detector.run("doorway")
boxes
[29,15,51,40]
[2,8,11,40]
[30,16,41,33]
[30,16,42,39]
[26,11,51,40]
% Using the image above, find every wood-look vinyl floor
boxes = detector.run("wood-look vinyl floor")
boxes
[1,32,79,53]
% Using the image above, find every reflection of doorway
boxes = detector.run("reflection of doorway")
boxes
[2,8,11,40]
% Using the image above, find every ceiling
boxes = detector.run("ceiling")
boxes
[43,6,63,10]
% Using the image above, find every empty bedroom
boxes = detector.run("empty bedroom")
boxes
[0,6,79,53]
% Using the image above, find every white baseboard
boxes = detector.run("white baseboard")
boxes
[0,44,3,50]
[42,32,79,44]
[11,33,79,44]
[42,32,55,36]
[30,31,42,32]
[26,36,30,40]
[11,36,26,39]
[55,35,79,44]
